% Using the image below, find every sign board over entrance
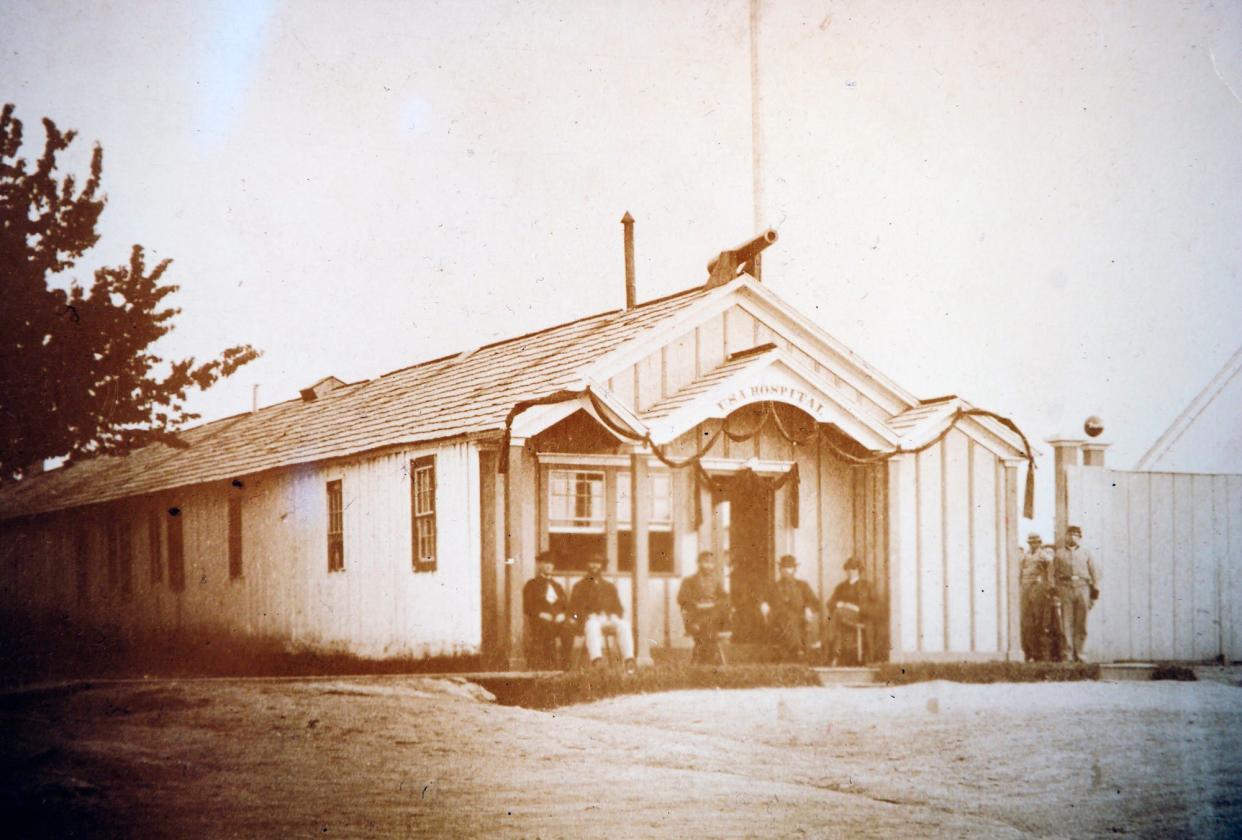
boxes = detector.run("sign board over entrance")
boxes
[716,382,829,422]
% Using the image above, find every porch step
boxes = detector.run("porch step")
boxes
[813,667,877,686]
[1098,663,1155,681]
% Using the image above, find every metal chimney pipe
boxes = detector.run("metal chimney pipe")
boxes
[251,384,260,413]
[622,211,636,309]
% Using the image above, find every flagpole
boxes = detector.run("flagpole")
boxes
[749,0,764,281]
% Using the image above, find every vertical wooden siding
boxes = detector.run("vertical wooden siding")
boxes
[1065,466,1242,662]
[0,440,483,659]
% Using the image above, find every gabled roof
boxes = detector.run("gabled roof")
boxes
[0,285,713,520]
[0,272,1033,521]
[1136,343,1242,470]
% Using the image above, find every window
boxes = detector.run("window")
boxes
[148,508,163,584]
[617,471,674,574]
[74,526,89,602]
[106,520,119,593]
[167,507,185,592]
[546,470,606,571]
[411,456,436,572]
[227,495,243,580]
[104,518,132,597]
[118,520,133,598]
[327,480,344,572]
[543,468,675,574]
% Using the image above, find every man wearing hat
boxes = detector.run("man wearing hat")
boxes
[1019,533,1046,661]
[677,551,732,665]
[758,555,820,662]
[1053,525,1099,662]
[523,550,573,669]
[826,557,872,666]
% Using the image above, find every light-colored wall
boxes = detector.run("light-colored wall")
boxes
[0,440,482,659]
[887,429,1014,661]
[1066,466,1242,662]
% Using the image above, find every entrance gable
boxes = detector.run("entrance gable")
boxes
[641,346,899,450]
[583,276,915,424]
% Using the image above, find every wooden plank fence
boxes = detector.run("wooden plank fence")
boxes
[1065,466,1242,662]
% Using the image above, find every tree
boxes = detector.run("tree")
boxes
[0,104,259,479]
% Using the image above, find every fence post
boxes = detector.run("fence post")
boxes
[1047,438,1084,546]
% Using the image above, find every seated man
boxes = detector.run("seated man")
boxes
[570,555,637,674]
[677,550,731,665]
[825,557,871,666]
[759,555,821,662]
[522,550,573,669]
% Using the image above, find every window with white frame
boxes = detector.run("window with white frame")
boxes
[546,469,605,571]
[617,470,674,574]
[411,456,437,572]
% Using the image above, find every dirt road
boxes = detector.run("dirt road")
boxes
[2,676,1239,838]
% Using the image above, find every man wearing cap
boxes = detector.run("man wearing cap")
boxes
[570,554,637,673]
[677,551,732,665]
[759,555,821,662]
[826,557,872,666]
[523,551,573,669]
[1019,533,1046,661]
[1054,525,1099,662]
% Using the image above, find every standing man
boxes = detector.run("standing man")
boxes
[1039,542,1063,661]
[522,550,572,669]
[825,557,872,666]
[677,551,732,665]
[1054,525,1100,662]
[759,555,821,662]
[570,554,637,674]
[1019,532,1045,661]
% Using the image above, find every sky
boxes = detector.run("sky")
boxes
[3,0,1241,535]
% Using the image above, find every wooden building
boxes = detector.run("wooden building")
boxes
[0,263,1034,665]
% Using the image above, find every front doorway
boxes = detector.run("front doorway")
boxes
[712,472,775,644]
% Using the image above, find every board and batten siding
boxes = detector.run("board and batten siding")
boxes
[0,440,482,659]
[886,429,1016,661]
[605,303,892,423]
[1065,466,1242,662]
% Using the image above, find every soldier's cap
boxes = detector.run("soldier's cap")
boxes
[843,557,862,571]
[778,555,798,569]
[536,550,557,565]
[1067,525,1083,535]
[1026,532,1042,543]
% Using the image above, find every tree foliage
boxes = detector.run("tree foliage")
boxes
[0,104,259,479]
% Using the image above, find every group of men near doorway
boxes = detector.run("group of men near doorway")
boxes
[1020,525,1100,662]
[522,548,873,671]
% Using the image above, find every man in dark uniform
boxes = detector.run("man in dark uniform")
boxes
[677,551,731,665]
[1019,532,1045,660]
[570,554,637,673]
[1054,525,1099,662]
[825,557,871,665]
[522,550,572,669]
[759,555,820,662]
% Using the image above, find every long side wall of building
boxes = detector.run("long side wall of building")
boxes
[0,440,482,659]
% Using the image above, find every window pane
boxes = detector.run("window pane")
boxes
[617,530,675,574]
[548,470,604,530]
[547,532,605,572]
[617,471,671,526]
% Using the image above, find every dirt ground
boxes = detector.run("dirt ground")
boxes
[2,674,1240,839]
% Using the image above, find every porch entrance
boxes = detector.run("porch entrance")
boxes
[712,472,775,644]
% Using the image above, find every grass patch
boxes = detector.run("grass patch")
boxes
[876,661,1100,685]
[1150,663,1197,681]
[476,663,821,709]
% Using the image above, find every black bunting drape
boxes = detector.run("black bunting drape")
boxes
[498,387,1036,519]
